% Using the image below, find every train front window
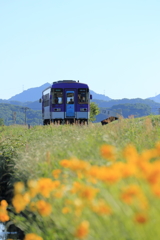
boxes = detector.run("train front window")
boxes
[51,88,63,104]
[67,92,74,104]
[78,89,89,104]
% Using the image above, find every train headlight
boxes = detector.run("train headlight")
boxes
[80,108,87,112]
[54,108,61,111]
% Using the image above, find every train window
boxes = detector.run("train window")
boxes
[67,92,74,104]
[43,93,50,107]
[51,88,63,104]
[78,89,89,104]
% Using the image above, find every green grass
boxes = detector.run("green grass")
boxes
[1,116,160,240]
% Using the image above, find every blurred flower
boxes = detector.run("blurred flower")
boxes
[52,169,61,178]
[75,221,89,239]
[24,233,43,240]
[12,193,30,213]
[62,207,71,214]
[36,200,52,216]
[123,144,138,164]
[91,200,112,215]
[0,200,8,209]
[0,204,9,222]
[120,185,141,204]
[100,144,116,161]
[134,212,148,224]
[14,182,25,194]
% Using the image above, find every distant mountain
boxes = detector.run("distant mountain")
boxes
[8,83,51,102]
[92,98,160,115]
[7,82,111,103]
[148,94,160,103]
[90,90,111,101]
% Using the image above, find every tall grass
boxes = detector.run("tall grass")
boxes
[0,116,160,240]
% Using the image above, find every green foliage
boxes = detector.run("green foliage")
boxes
[0,118,4,125]
[0,103,42,126]
[1,116,160,239]
[111,103,151,118]
[90,102,100,121]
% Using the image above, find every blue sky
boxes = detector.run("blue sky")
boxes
[0,0,160,100]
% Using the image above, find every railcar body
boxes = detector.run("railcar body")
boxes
[40,80,92,125]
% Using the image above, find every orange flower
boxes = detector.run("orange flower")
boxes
[134,212,148,224]
[37,178,59,197]
[14,182,25,194]
[27,180,39,198]
[79,185,99,201]
[24,233,43,240]
[120,185,141,204]
[12,193,30,213]
[52,169,61,178]
[123,144,138,164]
[0,200,8,209]
[62,207,71,214]
[100,144,116,161]
[36,200,52,216]
[75,221,89,239]
[91,200,112,215]
[0,207,10,222]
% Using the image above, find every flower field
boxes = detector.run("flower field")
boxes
[1,116,160,240]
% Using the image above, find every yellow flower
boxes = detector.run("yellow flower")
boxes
[100,144,116,161]
[36,200,52,216]
[12,194,29,213]
[14,182,25,194]
[24,233,43,240]
[27,180,39,198]
[75,221,89,239]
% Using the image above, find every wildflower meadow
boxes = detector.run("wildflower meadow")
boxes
[1,115,160,240]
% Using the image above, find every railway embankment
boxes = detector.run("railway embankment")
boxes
[1,117,160,239]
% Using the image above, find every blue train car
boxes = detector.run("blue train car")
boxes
[40,80,92,125]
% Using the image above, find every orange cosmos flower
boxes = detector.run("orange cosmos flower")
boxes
[14,182,25,194]
[0,200,8,209]
[120,185,141,204]
[79,185,99,201]
[123,144,138,164]
[27,180,39,198]
[0,206,10,222]
[24,233,43,240]
[100,144,116,161]
[52,169,61,178]
[62,207,71,214]
[36,200,52,216]
[134,212,148,224]
[75,221,89,239]
[12,193,30,213]
[91,200,112,215]
[37,178,60,197]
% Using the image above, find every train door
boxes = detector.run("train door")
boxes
[65,90,75,118]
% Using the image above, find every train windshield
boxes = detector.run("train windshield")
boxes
[78,88,89,104]
[67,92,74,104]
[51,88,63,104]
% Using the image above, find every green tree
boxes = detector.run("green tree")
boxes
[0,118,4,126]
[90,102,100,122]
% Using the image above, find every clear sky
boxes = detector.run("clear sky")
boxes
[0,0,160,100]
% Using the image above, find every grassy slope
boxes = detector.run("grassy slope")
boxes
[1,115,160,240]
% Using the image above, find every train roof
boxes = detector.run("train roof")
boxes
[51,80,89,88]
